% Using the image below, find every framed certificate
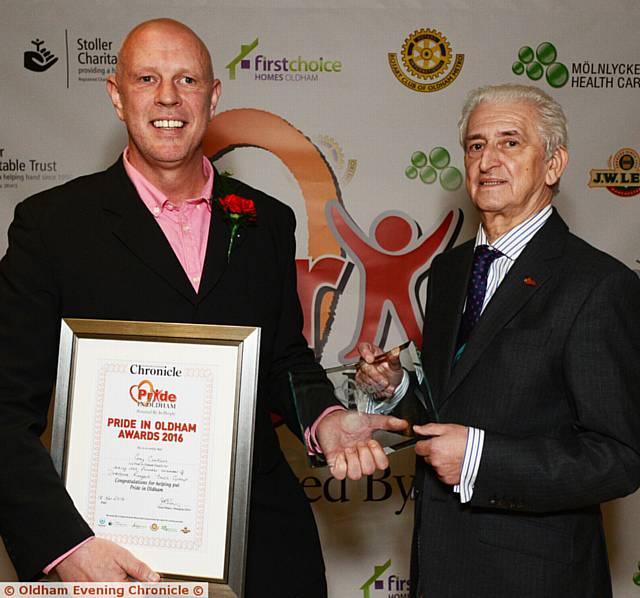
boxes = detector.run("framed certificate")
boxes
[50,319,260,597]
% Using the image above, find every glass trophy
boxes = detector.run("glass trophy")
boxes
[289,341,438,467]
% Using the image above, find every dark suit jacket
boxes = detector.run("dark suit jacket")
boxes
[411,209,640,598]
[0,158,336,596]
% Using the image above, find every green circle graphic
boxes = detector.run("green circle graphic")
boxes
[536,42,557,65]
[420,166,437,184]
[512,61,525,75]
[527,62,544,80]
[429,147,450,169]
[405,165,418,179]
[440,167,463,191]
[518,46,534,64]
[411,151,428,168]
[546,62,569,88]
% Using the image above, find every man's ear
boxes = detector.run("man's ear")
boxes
[545,145,569,188]
[106,75,125,122]
[208,79,222,121]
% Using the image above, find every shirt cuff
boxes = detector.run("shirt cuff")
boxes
[43,536,95,574]
[362,368,409,414]
[304,405,346,455]
[453,426,485,503]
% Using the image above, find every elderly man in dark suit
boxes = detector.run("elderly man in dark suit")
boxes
[0,18,403,597]
[356,83,640,598]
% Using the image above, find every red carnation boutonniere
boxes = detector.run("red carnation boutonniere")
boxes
[217,193,257,259]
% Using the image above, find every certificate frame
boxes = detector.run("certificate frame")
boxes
[51,318,260,597]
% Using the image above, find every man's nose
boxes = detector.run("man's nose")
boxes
[155,79,180,106]
[479,143,500,171]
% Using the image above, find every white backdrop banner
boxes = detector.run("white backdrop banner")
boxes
[1,1,639,596]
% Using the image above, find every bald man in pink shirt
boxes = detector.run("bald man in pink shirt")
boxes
[0,18,403,598]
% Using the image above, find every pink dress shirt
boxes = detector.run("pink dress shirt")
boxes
[123,148,214,292]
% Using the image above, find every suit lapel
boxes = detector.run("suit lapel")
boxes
[197,165,256,301]
[197,202,231,300]
[101,159,197,304]
[426,242,474,399]
[439,210,568,408]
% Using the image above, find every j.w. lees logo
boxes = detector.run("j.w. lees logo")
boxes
[588,147,640,198]
[129,379,177,407]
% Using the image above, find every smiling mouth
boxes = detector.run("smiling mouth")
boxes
[480,179,506,186]
[152,120,185,129]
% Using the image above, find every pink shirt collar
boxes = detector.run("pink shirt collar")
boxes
[122,147,214,215]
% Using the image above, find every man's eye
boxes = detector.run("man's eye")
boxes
[182,76,195,84]
[140,75,153,83]
[506,140,519,147]
[469,143,483,152]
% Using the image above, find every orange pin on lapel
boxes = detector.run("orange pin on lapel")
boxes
[524,276,537,286]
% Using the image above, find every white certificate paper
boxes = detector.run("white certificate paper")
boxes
[63,337,239,579]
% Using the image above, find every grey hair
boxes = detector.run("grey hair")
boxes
[458,83,568,160]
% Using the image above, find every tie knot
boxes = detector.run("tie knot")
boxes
[472,244,503,273]
[474,244,502,261]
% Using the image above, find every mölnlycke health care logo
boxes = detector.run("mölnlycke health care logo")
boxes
[511,40,640,90]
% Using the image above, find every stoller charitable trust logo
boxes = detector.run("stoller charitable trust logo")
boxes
[388,28,464,93]
[588,148,640,198]
[225,37,343,82]
[21,29,118,86]
[23,38,58,72]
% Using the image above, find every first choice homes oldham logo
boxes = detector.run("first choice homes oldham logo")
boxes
[388,28,464,93]
[226,37,343,83]
[588,148,640,198]
[360,559,411,598]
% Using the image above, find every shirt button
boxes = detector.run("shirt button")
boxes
[183,225,190,232]
[192,276,200,283]
[153,207,161,215]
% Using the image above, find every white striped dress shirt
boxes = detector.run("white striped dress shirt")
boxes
[455,204,553,502]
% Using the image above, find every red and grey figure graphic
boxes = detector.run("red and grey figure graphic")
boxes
[327,200,461,360]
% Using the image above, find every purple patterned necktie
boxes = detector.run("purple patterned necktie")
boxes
[456,244,503,353]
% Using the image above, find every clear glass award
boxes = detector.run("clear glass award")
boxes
[289,341,438,467]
